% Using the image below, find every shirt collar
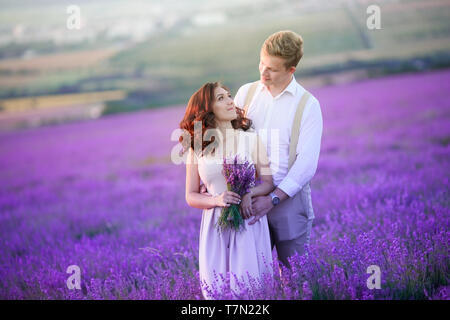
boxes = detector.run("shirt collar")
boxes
[259,74,298,98]
[284,74,298,95]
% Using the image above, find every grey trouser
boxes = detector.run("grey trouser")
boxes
[269,219,313,268]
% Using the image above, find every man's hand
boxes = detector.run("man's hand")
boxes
[239,193,253,219]
[249,195,273,225]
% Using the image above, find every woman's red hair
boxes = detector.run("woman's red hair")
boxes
[179,82,252,157]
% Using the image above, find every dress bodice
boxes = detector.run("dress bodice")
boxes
[194,129,258,197]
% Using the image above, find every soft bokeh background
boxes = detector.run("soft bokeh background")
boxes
[1,0,450,128]
[0,0,449,299]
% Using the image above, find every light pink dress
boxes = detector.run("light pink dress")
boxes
[191,129,273,300]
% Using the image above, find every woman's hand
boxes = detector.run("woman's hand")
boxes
[214,191,241,207]
[239,192,253,219]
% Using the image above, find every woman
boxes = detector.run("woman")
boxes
[179,82,274,299]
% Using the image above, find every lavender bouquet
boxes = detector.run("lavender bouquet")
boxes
[216,154,258,232]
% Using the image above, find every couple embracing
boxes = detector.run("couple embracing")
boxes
[179,30,323,299]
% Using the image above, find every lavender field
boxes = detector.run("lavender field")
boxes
[0,70,449,300]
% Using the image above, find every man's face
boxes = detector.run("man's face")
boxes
[259,50,295,87]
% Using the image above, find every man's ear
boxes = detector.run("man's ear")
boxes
[288,66,296,74]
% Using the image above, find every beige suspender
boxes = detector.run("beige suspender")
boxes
[243,81,259,117]
[288,91,311,170]
[242,81,312,171]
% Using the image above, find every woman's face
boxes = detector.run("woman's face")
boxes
[212,86,237,122]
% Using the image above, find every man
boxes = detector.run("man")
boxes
[232,30,323,268]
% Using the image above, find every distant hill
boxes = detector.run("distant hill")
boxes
[0,0,449,120]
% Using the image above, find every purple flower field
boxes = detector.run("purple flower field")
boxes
[0,70,449,300]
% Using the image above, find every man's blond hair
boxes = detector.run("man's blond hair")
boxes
[261,30,304,70]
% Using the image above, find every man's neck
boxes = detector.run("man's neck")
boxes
[266,75,293,97]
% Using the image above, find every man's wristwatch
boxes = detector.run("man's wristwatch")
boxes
[270,192,280,206]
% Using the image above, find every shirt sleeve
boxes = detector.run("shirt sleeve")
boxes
[277,97,323,197]
[234,82,252,109]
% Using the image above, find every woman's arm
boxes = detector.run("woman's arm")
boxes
[185,148,217,209]
[185,148,241,209]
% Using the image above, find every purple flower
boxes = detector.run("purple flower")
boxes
[216,154,257,232]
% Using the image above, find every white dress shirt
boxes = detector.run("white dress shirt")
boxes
[234,75,323,198]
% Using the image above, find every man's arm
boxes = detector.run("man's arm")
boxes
[276,97,323,199]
